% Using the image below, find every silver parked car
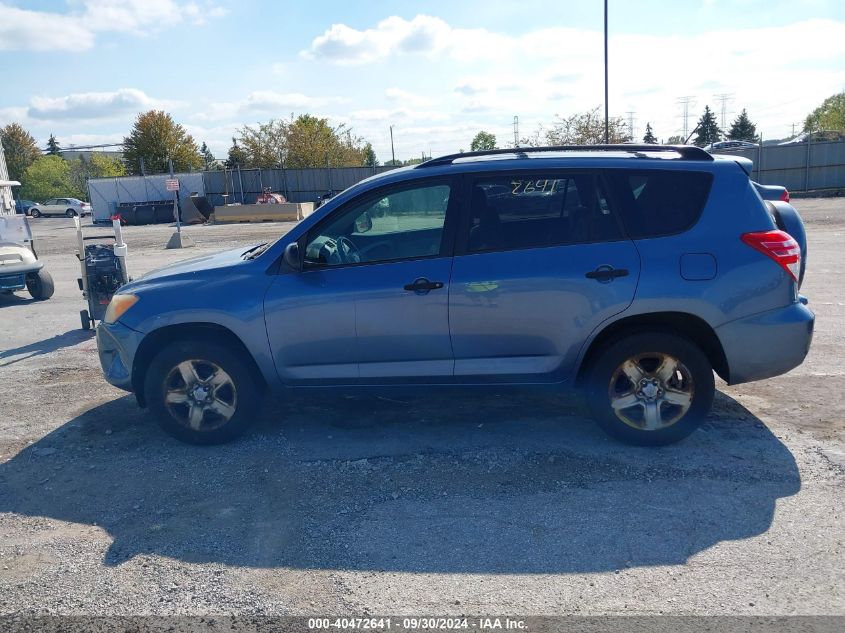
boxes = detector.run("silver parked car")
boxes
[29,197,91,218]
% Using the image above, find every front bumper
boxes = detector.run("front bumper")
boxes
[96,321,143,392]
[716,301,815,385]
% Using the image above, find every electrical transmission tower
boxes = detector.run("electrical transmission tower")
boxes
[677,96,696,140]
[625,110,637,141]
[513,115,519,147]
[713,93,734,132]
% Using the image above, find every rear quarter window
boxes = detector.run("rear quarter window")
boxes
[605,170,713,238]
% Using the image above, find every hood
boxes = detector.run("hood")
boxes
[125,244,259,288]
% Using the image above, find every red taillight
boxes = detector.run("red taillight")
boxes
[741,230,801,281]
[780,189,790,202]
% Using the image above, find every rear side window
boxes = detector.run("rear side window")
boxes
[466,173,622,253]
[605,170,713,238]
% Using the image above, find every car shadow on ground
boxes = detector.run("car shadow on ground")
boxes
[0,389,800,574]
[0,329,95,366]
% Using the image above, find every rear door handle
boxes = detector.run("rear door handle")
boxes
[585,266,629,282]
[403,277,444,293]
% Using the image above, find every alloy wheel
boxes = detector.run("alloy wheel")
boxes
[163,359,237,431]
[608,352,694,431]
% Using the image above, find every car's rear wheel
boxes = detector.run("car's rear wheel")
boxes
[66,209,77,218]
[30,208,41,218]
[26,269,55,300]
[144,339,262,445]
[585,332,714,446]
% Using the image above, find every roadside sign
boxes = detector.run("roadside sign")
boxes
[165,178,180,191]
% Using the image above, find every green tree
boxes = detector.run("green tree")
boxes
[363,142,378,167]
[727,109,758,142]
[236,119,287,168]
[1,123,41,182]
[642,123,657,144]
[803,92,845,133]
[46,134,61,155]
[69,153,126,195]
[543,107,629,145]
[692,106,722,147]
[224,138,248,168]
[122,110,202,175]
[200,142,215,168]
[20,155,78,201]
[666,134,685,144]
[470,130,497,151]
[284,114,367,168]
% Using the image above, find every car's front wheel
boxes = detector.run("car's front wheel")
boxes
[30,208,41,218]
[144,339,262,445]
[585,332,714,446]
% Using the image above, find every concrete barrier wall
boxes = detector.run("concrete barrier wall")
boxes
[210,202,314,223]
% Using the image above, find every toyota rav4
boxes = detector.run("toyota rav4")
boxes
[96,145,814,446]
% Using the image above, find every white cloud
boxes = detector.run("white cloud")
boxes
[0,3,94,51]
[302,14,512,65]
[27,88,166,120]
[349,108,449,123]
[193,91,345,122]
[0,0,228,51]
[384,88,433,107]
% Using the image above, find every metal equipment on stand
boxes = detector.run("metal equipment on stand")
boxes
[75,217,130,330]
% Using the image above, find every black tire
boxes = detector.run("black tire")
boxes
[26,269,55,300]
[30,208,41,218]
[66,209,77,218]
[144,339,262,445]
[585,331,714,446]
[80,309,91,330]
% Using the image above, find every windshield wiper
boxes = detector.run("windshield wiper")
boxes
[243,243,268,259]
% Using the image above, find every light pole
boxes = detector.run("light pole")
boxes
[604,0,609,144]
[389,125,395,165]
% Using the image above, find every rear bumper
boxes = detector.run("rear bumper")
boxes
[716,301,815,384]
[96,321,143,392]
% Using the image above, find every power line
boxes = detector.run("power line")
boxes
[676,96,696,140]
[625,110,637,141]
[713,93,734,131]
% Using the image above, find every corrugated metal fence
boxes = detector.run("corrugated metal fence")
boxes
[714,140,845,191]
[88,166,397,221]
[201,166,396,206]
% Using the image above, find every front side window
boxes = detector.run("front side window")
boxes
[304,182,451,266]
[466,173,621,253]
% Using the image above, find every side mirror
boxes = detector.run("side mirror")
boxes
[354,211,373,234]
[283,242,301,271]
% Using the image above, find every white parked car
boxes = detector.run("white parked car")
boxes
[29,197,91,218]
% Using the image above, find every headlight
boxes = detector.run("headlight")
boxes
[103,294,139,324]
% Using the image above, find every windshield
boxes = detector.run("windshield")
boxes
[0,215,33,244]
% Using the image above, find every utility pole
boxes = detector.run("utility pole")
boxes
[625,110,636,141]
[513,115,519,147]
[389,125,395,165]
[603,0,609,144]
[677,96,696,140]
[713,93,734,133]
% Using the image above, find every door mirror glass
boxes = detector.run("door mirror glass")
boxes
[283,242,301,271]
[354,211,373,234]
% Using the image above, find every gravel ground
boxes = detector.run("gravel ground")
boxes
[0,201,843,618]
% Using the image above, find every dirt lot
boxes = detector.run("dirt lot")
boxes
[0,200,844,617]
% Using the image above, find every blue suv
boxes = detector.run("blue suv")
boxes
[96,145,814,446]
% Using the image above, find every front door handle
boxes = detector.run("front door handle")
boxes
[585,266,629,282]
[403,278,444,293]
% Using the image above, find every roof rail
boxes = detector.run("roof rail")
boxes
[415,144,713,168]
